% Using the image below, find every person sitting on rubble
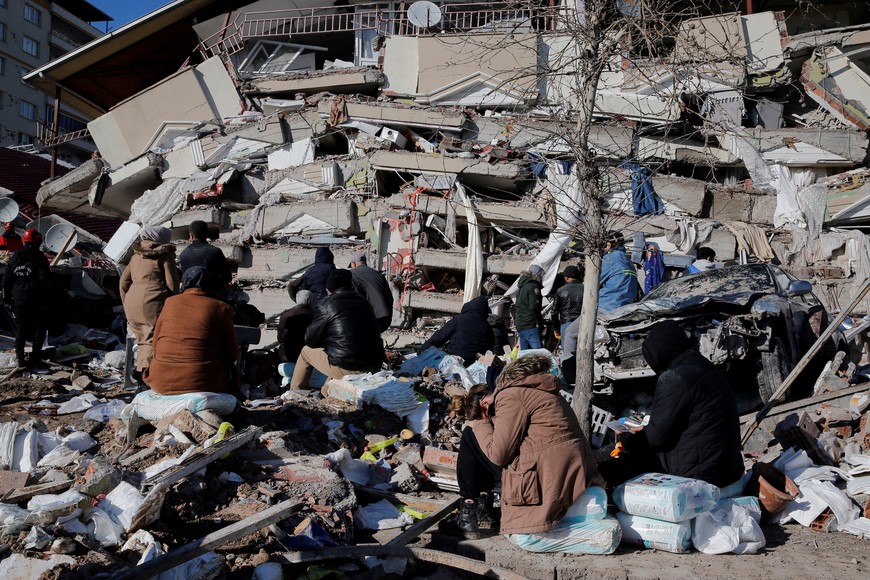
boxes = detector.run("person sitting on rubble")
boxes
[2,229,51,369]
[598,320,744,491]
[553,264,584,351]
[598,231,640,313]
[289,269,385,390]
[686,246,716,274]
[417,295,495,366]
[277,289,313,363]
[144,266,242,400]
[178,220,231,295]
[301,247,336,306]
[349,250,394,332]
[515,264,545,349]
[0,223,23,254]
[441,353,601,543]
[119,226,179,380]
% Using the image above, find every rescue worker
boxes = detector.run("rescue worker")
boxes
[2,229,51,369]
[0,223,23,254]
[598,231,639,313]
[515,264,545,349]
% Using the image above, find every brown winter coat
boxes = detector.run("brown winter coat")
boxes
[119,241,179,326]
[470,371,598,535]
[144,289,240,396]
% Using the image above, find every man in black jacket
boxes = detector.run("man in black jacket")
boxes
[178,220,230,293]
[418,296,494,366]
[553,265,583,350]
[2,229,51,369]
[601,320,744,488]
[349,251,394,332]
[289,269,385,390]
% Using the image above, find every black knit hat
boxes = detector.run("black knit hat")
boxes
[326,269,353,293]
[563,265,582,280]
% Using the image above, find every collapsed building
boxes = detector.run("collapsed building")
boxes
[23,0,870,348]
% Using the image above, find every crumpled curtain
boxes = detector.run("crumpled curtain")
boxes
[620,162,663,216]
[721,221,775,261]
[643,242,665,293]
[456,183,483,303]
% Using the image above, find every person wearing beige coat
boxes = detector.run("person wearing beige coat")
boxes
[119,227,179,373]
[443,354,600,538]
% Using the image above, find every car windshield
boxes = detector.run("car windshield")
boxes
[643,264,775,302]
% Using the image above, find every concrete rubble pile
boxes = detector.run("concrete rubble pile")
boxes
[6,1,870,577]
[32,2,870,345]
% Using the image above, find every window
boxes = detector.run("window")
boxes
[18,133,34,146]
[23,36,39,57]
[0,0,7,8]
[24,4,41,26]
[0,22,6,42]
[0,57,5,76]
[20,68,29,84]
[19,101,37,120]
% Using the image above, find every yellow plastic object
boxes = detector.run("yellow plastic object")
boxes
[215,422,235,458]
[366,436,398,454]
[610,441,625,459]
[359,451,378,462]
[59,343,87,355]
[398,505,429,520]
[509,344,520,361]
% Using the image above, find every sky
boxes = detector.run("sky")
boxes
[89,0,173,31]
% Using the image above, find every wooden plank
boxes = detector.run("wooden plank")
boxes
[278,546,525,580]
[142,425,262,488]
[114,499,303,580]
[0,471,29,497]
[2,478,73,504]
[352,484,456,513]
[740,382,869,426]
[387,496,462,547]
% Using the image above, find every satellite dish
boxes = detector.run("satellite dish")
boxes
[0,198,19,222]
[45,223,79,254]
[407,1,442,29]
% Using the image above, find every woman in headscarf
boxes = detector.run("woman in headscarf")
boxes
[119,226,179,376]
[143,267,241,398]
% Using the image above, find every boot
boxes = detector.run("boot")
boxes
[438,499,480,538]
[476,493,500,530]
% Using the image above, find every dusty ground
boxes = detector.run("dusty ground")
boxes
[3,367,868,580]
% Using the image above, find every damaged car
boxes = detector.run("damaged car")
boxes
[593,264,834,404]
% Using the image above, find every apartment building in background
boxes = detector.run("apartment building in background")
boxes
[0,0,110,165]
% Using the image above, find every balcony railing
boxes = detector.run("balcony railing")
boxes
[37,121,91,147]
[199,4,571,60]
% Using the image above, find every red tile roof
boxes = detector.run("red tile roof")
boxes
[0,148,123,242]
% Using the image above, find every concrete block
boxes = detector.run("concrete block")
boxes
[91,153,163,219]
[750,194,777,226]
[705,228,737,261]
[652,175,707,217]
[385,194,547,229]
[254,201,359,237]
[709,189,752,222]
[36,158,106,211]
[246,69,385,97]
[318,98,467,130]
[170,207,228,229]
[408,291,464,315]
[88,57,241,166]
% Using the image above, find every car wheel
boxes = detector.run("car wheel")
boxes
[757,337,791,403]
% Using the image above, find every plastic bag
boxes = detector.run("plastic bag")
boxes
[692,497,765,554]
[613,473,720,523]
[616,512,693,553]
[509,488,620,554]
[37,444,81,468]
[85,507,125,547]
[83,399,128,422]
[129,390,238,421]
[324,448,370,486]
[355,499,413,530]
[57,393,100,414]
[437,355,474,390]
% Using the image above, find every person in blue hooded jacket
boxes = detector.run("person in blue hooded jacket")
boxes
[301,247,336,305]
[598,231,639,313]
